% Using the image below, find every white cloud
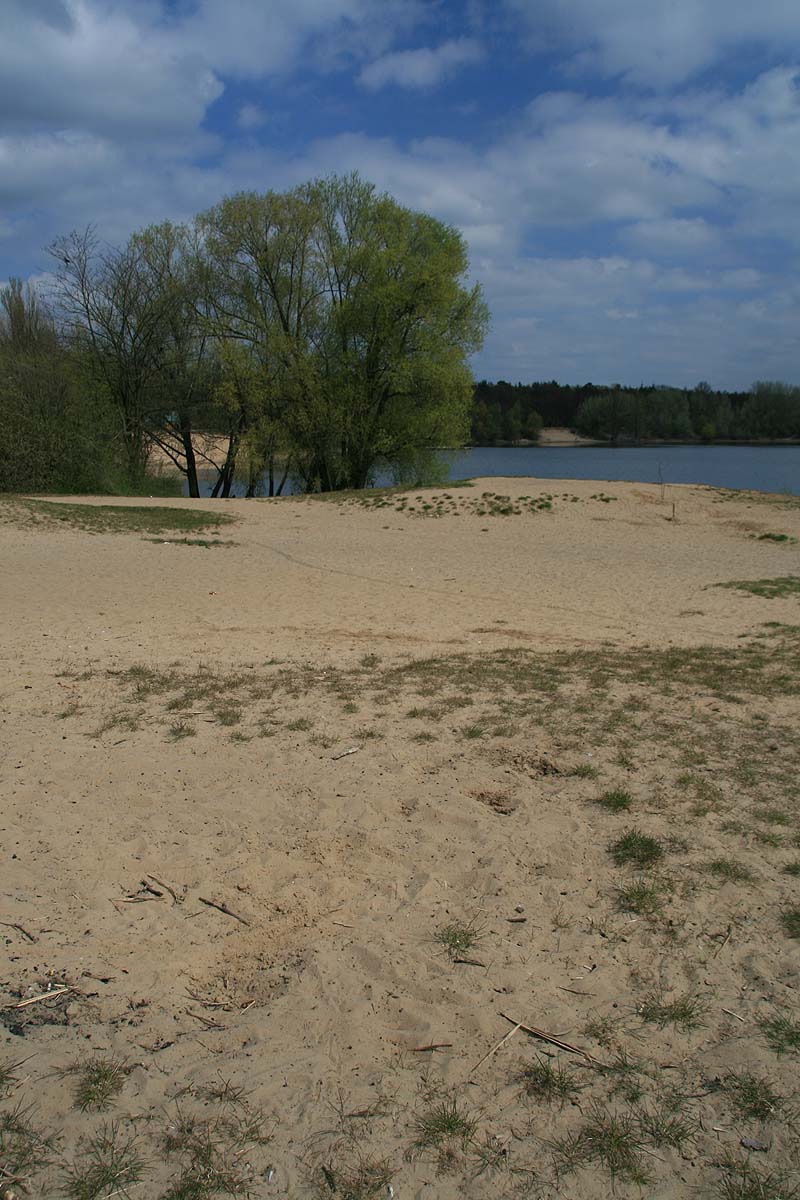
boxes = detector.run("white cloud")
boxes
[506,0,800,88]
[621,218,721,256]
[0,0,223,139]
[0,1,797,390]
[236,104,269,130]
[359,37,483,91]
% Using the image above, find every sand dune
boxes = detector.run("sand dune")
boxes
[1,478,798,1198]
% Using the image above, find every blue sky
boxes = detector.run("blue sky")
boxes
[2,0,800,390]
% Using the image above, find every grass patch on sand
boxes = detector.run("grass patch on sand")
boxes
[759,1013,800,1056]
[409,1093,478,1166]
[615,876,669,915]
[705,857,757,883]
[434,919,483,961]
[637,991,707,1031]
[609,829,664,868]
[11,498,235,538]
[63,1057,130,1112]
[715,576,800,599]
[516,1058,582,1106]
[780,906,800,938]
[595,788,633,812]
[722,1073,784,1122]
[714,1155,800,1200]
[63,1122,145,1200]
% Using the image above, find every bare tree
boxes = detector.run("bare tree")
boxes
[48,228,174,483]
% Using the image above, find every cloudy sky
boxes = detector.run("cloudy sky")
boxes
[2,0,800,390]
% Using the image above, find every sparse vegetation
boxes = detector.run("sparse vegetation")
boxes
[714,1154,800,1200]
[0,1102,59,1189]
[615,876,667,915]
[62,1123,145,1200]
[759,1013,800,1056]
[409,1094,478,1162]
[16,499,235,538]
[706,857,756,883]
[595,788,633,812]
[313,1150,393,1200]
[64,1057,130,1112]
[722,1072,783,1122]
[551,1102,649,1184]
[637,991,706,1031]
[434,919,482,961]
[609,829,664,868]
[516,1058,581,1105]
[781,906,800,938]
[715,576,800,599]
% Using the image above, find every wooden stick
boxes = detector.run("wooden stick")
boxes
[140,880,163,898]
[11,987,70,1009]
[470,1023,521,1075]
[712,924,732,959]
[453,957,486,967]
[147,875,182,905]
[722,1007,746,1023]
[411,1043,453,1052]
[332,746,360,760]
[498,1011,601,1065]
[198,896,249,926]
[185,1009,225,1030]
[0,921,37,943]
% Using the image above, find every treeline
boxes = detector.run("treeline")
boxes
[0,173,487,496]
[471,380,800,444]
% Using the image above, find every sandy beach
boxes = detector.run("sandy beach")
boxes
[1,477,799,1198]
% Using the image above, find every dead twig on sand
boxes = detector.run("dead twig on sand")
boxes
[412,1043,453,1053]
[146,874,184,905]
[0,921,37,943]
[198,896,250,926]
[185,1009,225,1030]
[470,1023,522,1076]
[712,924,733,959]
[332,746,360,761]
[499,1011,602,1066]
[453,958,486,967]
[10,986,71,1009]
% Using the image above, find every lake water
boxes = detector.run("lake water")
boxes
[195,443,800,497]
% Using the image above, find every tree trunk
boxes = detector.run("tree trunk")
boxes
[180,416,200,498]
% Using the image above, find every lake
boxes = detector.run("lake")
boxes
[195,443,800,497]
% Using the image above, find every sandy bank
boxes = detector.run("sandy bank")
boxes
[1,477,798,1198]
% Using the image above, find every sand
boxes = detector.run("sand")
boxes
[1,477,798,1198]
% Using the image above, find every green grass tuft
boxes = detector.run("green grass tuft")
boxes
[615,876,667,915]
[715,576,800,599]
[706,857,756,883]
[609,829,664,868]
[551,1102,649,1184]
[637,991,706,1031]
[434,919,482,960]
[63,1122,145,1200]
[65,1057,130,1112]
[759,1013,800,1056]
[595,788,633,812]
[723,1072,783,1121]
[781,906,800,938]
[516,1058,582,1105]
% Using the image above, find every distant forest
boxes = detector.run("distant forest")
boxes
[471,380,800,444]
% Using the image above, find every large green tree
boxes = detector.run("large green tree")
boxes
[197,174,488,492]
